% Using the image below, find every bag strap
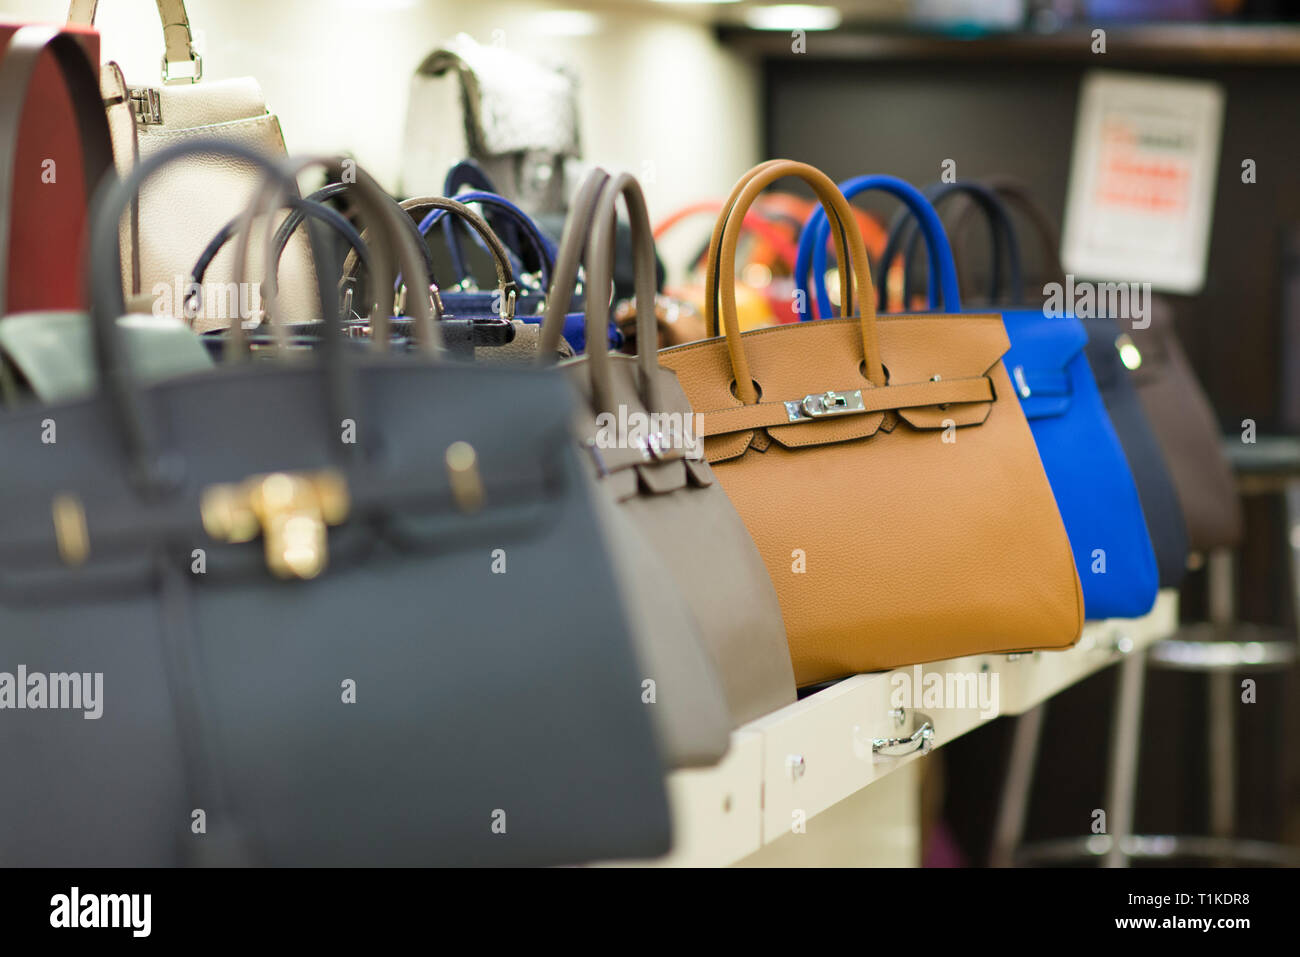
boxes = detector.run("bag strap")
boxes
[0,26,114,316]
[67,0,202,84]
[708,160,883,401]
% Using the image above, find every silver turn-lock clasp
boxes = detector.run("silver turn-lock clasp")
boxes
[785,388,866,423]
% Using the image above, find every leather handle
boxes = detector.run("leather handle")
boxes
[583,172,661,415]
[948,177,1067,296]
[652,200,801,273]
[188,197,369,321]
[894,181,1022,306]
[341,196,517,316]
[418,190,556,289]
[0,26,113,316]
[235,156,443,357]
[67,0,199,82]
[538,167,609,364]
[708,160,883,402]
[796,175,960,319]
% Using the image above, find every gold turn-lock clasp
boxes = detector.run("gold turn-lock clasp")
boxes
[201,469,350,580]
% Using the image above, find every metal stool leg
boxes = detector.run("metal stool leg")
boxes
[990,702,1046,867]
[1207,550,1236,851]
[1104,648,1147,867]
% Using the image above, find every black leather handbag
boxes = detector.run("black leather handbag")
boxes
[0,32,670,866]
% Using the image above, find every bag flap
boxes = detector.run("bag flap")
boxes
[658,314,1008,464]
[149,76,269,127]
[0,311,213,404]
[0,360,574,595]
[564,355,713,502]
[999,309,1088,420]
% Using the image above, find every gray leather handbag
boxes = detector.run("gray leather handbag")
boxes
[0,32,670,866]
[542,169,795,745]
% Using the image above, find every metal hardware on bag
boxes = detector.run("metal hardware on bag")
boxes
[1013,365,1032,399]
[785,754,806,780]
[160,52,202,85]
[784,388,865,423]
[871,710,935,758]
[498,285,518,321]
[636,432,671,463]
[52,494,89,567]
[445,442,486,513]
[201,469,349,580]
[1115,333,1143,371]
[129,87,162,125]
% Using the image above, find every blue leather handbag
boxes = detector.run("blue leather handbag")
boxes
[798,175,1158,619]
[888,182,1189,590]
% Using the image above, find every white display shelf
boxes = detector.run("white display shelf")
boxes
[612,590,1179,867]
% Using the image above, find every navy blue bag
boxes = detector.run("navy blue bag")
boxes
[798,175,1159,619]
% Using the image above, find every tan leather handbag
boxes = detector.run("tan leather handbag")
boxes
[657,161,1084,686]
[68,0,317,330]
[544,169,797,729]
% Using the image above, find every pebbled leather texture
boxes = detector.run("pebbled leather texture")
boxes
[659,161,1083,686]
[849,177,1158,619]
[1084,316,1190,588]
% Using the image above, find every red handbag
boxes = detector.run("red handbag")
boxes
[0,23,104,314]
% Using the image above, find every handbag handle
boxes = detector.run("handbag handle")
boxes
[340,196,519,319]
[796,175,960,320]
[271,183,435,286]
[67,0,201,84]
[653,200,802,274]
[883,182,1022,308]
[442,158,527,273]
[947,177,1067,297]
[188,197,369,322]
[538,167,609,364]
[0,26,114,316]
[707,160,883,400]
[419,190,557,291]
[539,169,660,413]
[235,156,442,356]
[89,144,439,489]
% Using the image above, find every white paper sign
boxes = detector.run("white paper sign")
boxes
[1061,70,1224,294]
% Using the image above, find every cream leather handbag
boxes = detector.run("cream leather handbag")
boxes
[68,0,318,331]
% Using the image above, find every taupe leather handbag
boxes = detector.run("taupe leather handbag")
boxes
[68,0,318,329]
[535,166,733,764]
[545,169,796,729]
[657,161,1084,686]
[949,178,1242,558]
